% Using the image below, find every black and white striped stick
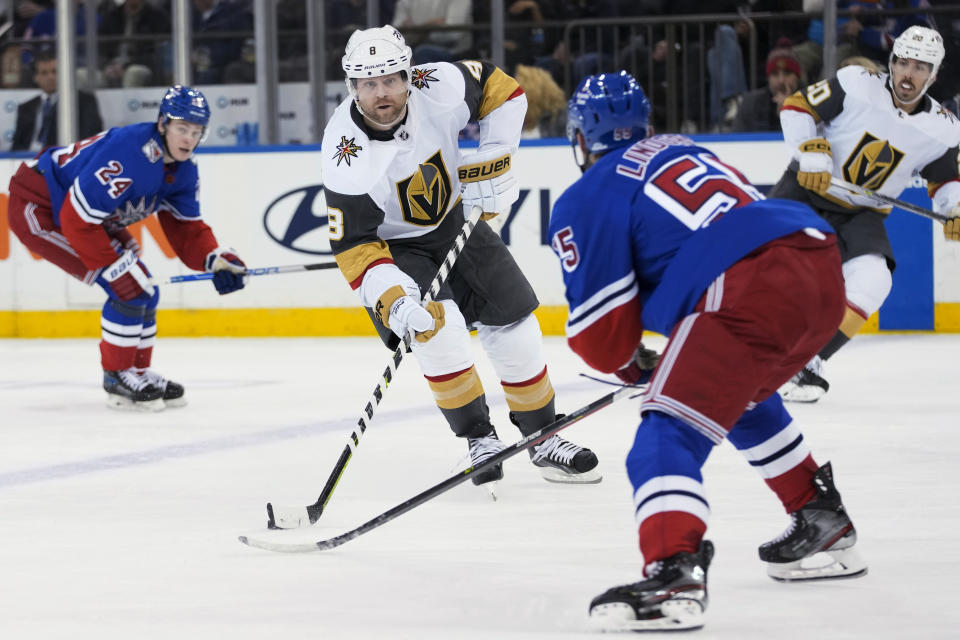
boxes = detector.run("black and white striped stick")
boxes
[241,384,639,552]
[266,205,485,529]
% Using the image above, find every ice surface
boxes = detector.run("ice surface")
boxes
[1,334,957,639]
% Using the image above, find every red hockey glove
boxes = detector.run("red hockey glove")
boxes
[103,250,154,301]
[615,344,661,385]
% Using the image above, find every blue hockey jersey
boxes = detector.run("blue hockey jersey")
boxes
[38,122,200,230]
[35,122,217,272]
[548,134,834,374]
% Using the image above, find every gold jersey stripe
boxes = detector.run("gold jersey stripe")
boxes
[782,92,820,121]
[428,367,485,410]
[502,375,555,413]
[478,67,522,120]
[334,240,393,285]
[839,306,869,339]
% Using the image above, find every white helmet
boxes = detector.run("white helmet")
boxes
[342,24,413,86]
[889,25,944,102]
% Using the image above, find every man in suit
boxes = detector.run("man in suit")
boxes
[12,49,103,152]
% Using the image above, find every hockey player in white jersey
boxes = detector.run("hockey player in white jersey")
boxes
[321,25,600,485]
[772,25,960,402]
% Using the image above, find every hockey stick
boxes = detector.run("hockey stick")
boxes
[240,384,638,553]
[158,262,339,285]
[265,205,485,530]
[829,177,949,223]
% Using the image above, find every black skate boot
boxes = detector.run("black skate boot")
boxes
[103,368,165,412]
[510,412,602,484]
[779,355,829,403]
[136,368,186,408]
[589,540,714,632]
[466,428,506,486]
[759,462,867,581]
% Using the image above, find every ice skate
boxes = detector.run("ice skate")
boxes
[529,434,601,484]
[103,368,165,412]
[779,355,829,403]
[136,367,187,408]
[466,428,506,487]
[589,540,714,632]
[509,412,601,483]
[759,462,867,581]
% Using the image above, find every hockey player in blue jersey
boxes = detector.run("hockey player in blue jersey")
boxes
[548,71,867,632]
[7,84,247,412]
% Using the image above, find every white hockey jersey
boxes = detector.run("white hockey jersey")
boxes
[781,64,960,213]
[322,60,526,291]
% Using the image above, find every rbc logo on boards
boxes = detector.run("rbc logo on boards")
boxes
[262,184,331,255]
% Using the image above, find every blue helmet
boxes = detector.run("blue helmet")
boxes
[158,84,211,135]
[567,71,650,155]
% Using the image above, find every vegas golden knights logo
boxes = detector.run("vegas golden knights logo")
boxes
[396,149,452,226]
[842,133,905,190]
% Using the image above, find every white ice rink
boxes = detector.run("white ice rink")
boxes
[1,334,958,639]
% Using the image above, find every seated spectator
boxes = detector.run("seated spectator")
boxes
[99,0,172,88]
[392,0,472,64]
[2,44,25,88]
[21,0,92,68]
[793,0,932,80]
[11,1,52,39]
[192,0,254,84]
[514,63,566,138]
[733,41,804,132]
[11,49,103,152]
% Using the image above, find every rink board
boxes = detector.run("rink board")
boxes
[1,135,958,336]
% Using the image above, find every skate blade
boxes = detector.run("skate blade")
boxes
[767,547,868,581]
[106,395,165,412]
[778,382,826,403]
[483,481,499,502]
[538,466,602,484]
[163,396,188,409]
[589,599,704,632]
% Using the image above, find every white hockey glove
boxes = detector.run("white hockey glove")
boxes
[945,208,960,242]
[459,145,519,219]
[374,285,446,343]
[796,137,833,195]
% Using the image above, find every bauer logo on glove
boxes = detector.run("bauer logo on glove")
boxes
[458,154,511,182]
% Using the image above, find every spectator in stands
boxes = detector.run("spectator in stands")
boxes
[472,1,555,69]
[514,63,566,138]
[793,0,933,80]
[709,23,749,130]
[11,1,52,39]
[100,0,172,88]
[1,44,25,89]
[21,0,93,68]
[192,0,254,85]
[392,0,473,64]
[11,49,103,152]
[733,40,804,132]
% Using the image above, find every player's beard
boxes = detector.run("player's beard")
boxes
[892,73,924,104]
[361,95,407,129]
